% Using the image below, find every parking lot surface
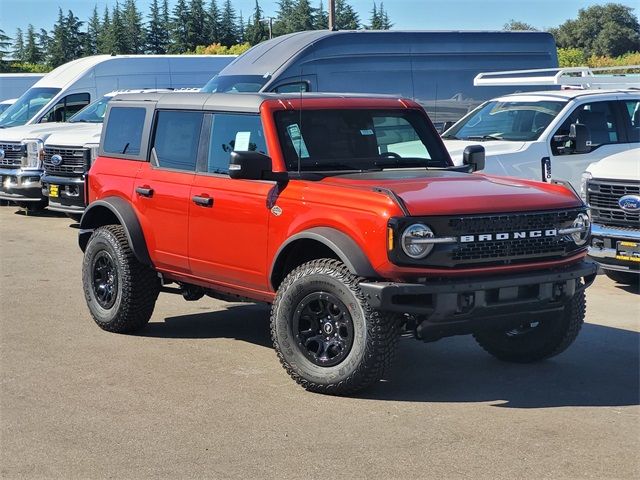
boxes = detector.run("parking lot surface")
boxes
[1,205,638,479]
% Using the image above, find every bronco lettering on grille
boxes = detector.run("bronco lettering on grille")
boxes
[460,229,558,243]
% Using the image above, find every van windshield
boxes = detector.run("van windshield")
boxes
[443,100,567,142]
[0,87,60,128]
[274,109,450,172]
[201,74,268,93]
[68,95,111,123]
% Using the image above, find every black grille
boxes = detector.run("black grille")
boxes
[0,142,23,168]
[43,145,87,176]
[588,179,640,228]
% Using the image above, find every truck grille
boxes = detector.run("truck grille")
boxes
[587,179,640,228]
[43,145,87,176]
[0,142,23,168]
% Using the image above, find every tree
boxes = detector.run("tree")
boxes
[49,9,68,66]
[24,25,42,64]
[219,0,238,46]
[0,29,11,65]
[550,3,640,57]
[335,0,359,30]
[37,29,50,63]
[274,0,295,36]
[13,28,25,62]
[122,0,145,53]
[290,0,314,32]
[245,1,267,45]
[84,6,101,55]
[65,10,84,60]
[380,3,392,29]
[208,0,222,45]
[503,19,537,31]
[110,2,128,54]
[186,0,210,49]
[97,6,112,53]
[146,0,169,54]
[170,0,190,52]
[314,0,328,29]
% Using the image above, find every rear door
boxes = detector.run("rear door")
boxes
[188,112,272,291]
[134,110,203,273]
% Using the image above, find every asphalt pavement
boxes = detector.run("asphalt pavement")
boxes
[1,205,638,479]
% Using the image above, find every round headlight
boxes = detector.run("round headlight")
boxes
[401,223,435,259]
[571,213,590,246]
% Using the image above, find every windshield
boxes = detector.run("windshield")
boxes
[68,95,111,123]
[275,109,450,172]
[0,103,12,115]
[443,100,567,141]
[201,74,268,93]
[0,87,60,128]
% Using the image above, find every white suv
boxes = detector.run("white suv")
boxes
[442,68,639,191]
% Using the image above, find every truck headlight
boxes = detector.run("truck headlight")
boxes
[580,172,592,202]
[571,212,590,246]
[401,223,436,259]
[21,139,44,169]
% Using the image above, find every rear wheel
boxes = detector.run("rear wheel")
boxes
[271,259,401,395]
[473,290,585,363]
[82,224,160,333]
[605,270,639,286]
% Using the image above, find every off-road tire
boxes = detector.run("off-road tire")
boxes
[271,259,401,395]
[605,270,639,286]
[82,224,159,333]
[473,289,586,363]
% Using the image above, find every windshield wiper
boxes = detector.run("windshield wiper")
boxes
[465,135,503,141]
[441,134,460,140]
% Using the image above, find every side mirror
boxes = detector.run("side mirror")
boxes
[462,145,485,172]
[229,151,288,182]
[570,123,590,154]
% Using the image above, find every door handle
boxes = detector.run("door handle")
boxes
[192,195,213,207]
[135,186,154,197]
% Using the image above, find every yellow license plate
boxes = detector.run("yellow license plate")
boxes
[49,184,59,198]
[616,241,640,262]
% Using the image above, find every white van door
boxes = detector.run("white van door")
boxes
[548,100,629,189]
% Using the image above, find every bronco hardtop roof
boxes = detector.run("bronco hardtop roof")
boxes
[109,91,407,113]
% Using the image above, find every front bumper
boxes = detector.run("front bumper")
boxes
[359,260,598,339]
[41,174,86,214]
[0,168,44,202]
[588,223,640,273]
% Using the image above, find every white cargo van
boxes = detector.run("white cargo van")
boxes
[0,73,45,102]
[0,55,235,129]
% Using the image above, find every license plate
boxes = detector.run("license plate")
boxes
[616,241,640,263]
[49,184,59,198]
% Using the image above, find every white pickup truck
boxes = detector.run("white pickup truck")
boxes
[442,67,640,191]
[582,148,640,286]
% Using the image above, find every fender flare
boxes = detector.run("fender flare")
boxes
[270,227,379,288]
[78,197,153,267]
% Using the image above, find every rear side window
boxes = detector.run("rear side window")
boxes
[152,111,203,171]
[103,107,146,156]
[207,114,267,174]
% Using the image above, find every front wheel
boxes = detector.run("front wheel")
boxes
[473,289,586,363]
[271,259,400,395]
[82,224,160,333]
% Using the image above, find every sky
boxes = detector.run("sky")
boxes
[0,0,638,36]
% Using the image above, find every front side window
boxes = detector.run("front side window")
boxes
[69,95,112,124]
[552,101,621,155]
[103,107,146,156]
[152,110,203,171]
[0,87,60,128]
[274,109,448,172]
[622,100,640,142]
[207,113,267,174]
[42,93,91,123]
[444,100,566,142]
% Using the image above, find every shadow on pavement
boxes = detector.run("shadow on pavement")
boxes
[141,305,639,409]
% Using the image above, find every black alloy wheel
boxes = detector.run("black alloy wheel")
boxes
[92,251,118,309]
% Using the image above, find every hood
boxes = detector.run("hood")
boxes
[44,123,103,147]
[0,122,77,142]
[442,139,528,165]
[586,149,640,181]
[318,170,582,216]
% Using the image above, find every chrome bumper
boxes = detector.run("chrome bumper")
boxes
[588,223,640,273]
[0,168,44,202]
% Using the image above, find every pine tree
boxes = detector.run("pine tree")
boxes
[123,0,145,53]
[274,0,295,36]
[208,0,222,45]
[0,29,12,64]
[245,0,267,45]
[314,0,328,29]
[49,9,68,66]
[335,0,359,30]
[369,2,381,30]
[24,25,41,63]
[219,0,238,46]
[170,0,190,53]
[380,3,392,29]
[65,10,84,60]
[84,6,101,55]
[37,29,50,63]
[146,0,168,53]
[13,28,25,62]
[290,0,314,32]
[110,2,128,54]
[186,0,209,49]
[98,6,112,53]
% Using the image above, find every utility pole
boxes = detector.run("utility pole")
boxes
[328,0,336,31]
[259,17,274,39]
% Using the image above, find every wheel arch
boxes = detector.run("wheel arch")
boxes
[78,197,153,267]
[270,227,379,290]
